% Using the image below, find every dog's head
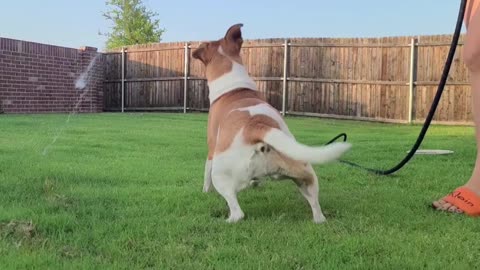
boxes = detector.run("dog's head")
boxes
[192,23,244,81]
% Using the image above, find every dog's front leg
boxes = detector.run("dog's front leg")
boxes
[203,159,213,192]
[212,172,245,223]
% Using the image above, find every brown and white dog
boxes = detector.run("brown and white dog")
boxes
[192,24,351,223]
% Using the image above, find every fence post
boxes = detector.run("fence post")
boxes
[408,38,417,123]
[121,47,125,113]
[183,43,189,113]
[281,39,289,116]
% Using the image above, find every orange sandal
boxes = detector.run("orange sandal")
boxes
[442,187,480,216]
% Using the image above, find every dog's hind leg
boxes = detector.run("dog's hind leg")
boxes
[212,172,245,223]
[272,152,326,223]
[295,165,326,224]
[203,159,213,193]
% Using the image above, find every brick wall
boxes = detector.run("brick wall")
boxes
[0,37,104,113]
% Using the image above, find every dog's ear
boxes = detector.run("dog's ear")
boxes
[224,23,244,54]
[192,43,209,64]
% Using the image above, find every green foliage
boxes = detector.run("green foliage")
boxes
[101,0,165,50]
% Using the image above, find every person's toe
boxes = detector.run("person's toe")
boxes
[432,198,465,214]
[432,199,445,209]
[432,199,453,211]
[447,205,459,213]
[439,202,453,211]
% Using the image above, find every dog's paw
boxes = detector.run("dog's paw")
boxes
[313,214,327,224]
[226,212,245,223]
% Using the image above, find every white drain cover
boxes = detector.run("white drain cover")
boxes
[407,149,454,155]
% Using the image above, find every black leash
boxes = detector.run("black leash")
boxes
[325,0,467,175]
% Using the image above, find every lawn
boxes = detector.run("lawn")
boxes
[1,112,479,269]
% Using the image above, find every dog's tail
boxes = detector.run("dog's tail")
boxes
[262,128,351,164]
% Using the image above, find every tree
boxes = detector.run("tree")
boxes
[101,0,165,50]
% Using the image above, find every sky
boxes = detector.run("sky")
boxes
[0,0,465,52]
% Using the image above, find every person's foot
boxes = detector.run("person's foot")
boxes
[432,180,480,215]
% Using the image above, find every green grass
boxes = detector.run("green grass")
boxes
[1,112,480,269]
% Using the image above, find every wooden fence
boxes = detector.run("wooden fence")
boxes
[103,34,472,125]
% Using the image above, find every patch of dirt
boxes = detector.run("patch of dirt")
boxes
[0,220,36,239]
[60,245,81,259]
[0,220,39,249]
[1,220,53,251]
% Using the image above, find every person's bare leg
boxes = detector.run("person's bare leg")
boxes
[433,0,480,213]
